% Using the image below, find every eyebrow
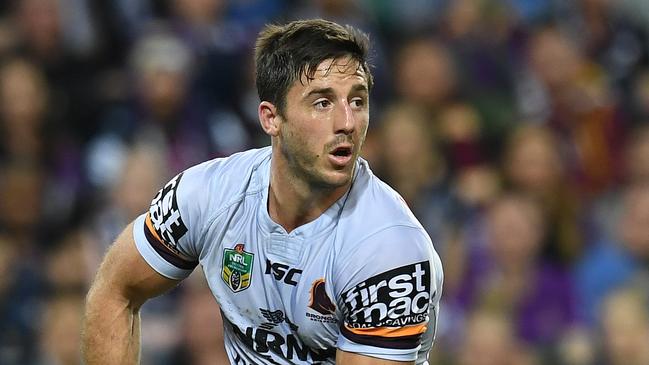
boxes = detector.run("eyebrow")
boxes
[305,87,335,99]
[304,84,369,99]
[352,84,369,94]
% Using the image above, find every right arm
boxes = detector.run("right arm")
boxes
[82,222,180,365]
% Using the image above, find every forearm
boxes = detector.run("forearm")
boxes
[82,284,142,365]
[82,222,181,364]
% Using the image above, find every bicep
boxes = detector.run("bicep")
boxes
[336,349,414,365]
[90,222,180,308]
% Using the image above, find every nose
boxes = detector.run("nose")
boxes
[334,100,355,135]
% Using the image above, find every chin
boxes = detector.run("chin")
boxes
[303,156,357,190]
[320,169,354,189]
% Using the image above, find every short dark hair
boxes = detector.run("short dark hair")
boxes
[254,19,373,116]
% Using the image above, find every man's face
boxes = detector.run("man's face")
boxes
[276,57,369,189]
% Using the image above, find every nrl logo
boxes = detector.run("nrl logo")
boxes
[222,244,254,292]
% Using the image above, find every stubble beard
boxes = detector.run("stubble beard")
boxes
[280,129,355,192]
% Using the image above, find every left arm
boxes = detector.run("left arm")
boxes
[334,225,443,365]
[337,350,414,364]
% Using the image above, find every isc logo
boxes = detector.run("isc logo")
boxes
[265,259,302,286]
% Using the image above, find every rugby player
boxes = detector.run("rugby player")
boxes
[82,19,443,365]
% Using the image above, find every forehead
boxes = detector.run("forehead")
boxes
[297,57,368,90]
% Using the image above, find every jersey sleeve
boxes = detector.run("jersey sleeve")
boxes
[335,225,443,363]
[133,165,207,280]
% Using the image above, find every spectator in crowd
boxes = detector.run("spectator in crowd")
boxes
[455,307,538,365]
[523,26,625,196]
[11,0,103,143]
[172,271,228,365]
[575,183,649,326]
[84,144,168,262]
[629,69,649,122]
[554,327,596,365]
[169,0,250,113]
[86,28,211,190]
[0,57,48,165]
[436,104,501,211]
[37,293,85,365]
[554,0,648,86]
[0,57,82,238]
[0,1,645,364]
[440,0,520,147]
[376,102,446,209]
[359,0,441,41]
[0,162,45,247]
[437,103,486,171]
[45,230,89,293]
[623,125,649,184]
[454,193,577,352]
[393,37,458,112]
[599,287,649,365]
[0,233,43,365]
[591,124,649,241]
[503,124,583,264]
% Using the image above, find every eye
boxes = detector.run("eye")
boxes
[350,97,365,109]
[314,99,332,110]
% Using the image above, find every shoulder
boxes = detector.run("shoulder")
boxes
[182,147,271,186]
[151,146,271,245]
[177,147,271,207]
[134,147,271,280]
[339,159,428,246]
[334,158,443,290]
[333,159,443,284]
[333,223,442,292]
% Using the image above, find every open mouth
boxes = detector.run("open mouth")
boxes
[328,145,353,167]
[331,146,352,157]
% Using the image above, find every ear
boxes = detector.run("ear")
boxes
[258,101,281,137]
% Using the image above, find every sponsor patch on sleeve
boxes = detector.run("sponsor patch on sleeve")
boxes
[143,173,197,270]
[340,261,432,349]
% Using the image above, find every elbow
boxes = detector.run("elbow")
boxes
[85,279,145,315]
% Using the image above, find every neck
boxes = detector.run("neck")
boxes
[267,155,351,233]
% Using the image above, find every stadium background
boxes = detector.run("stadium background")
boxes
[0,0,648,364]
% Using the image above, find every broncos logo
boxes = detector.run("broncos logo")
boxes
[309,278,336,315]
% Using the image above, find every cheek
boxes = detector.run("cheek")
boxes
[359,117,369,135]
[281,123,321,161]
[288,123,318,148]
[356,114,369,141]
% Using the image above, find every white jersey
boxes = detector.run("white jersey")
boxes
[133,147,443,364]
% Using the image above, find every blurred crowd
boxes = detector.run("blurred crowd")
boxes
[0,0,648,364]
